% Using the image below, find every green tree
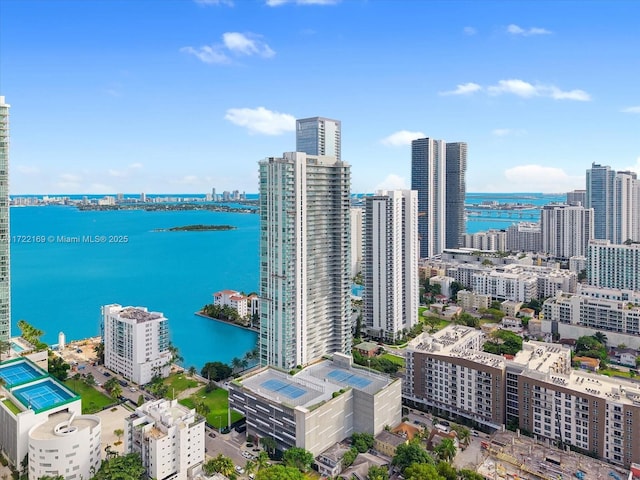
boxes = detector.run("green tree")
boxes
[449,282,464,301]
[245,459,257,478]
[204,454,235,477]
[342,447,358,468]
[84,372,96,386]
[92,452,144,480]
[255,451,270,471]
[71,372,81,391]
[433,438,457,463]
[368,465,389,480]
[352,432,375,453]
[436,461,456,480]
[392,441,434,473]
[201,361,233,382]
[255,465,303,480]
[282,447,314,472]
[37,476,64,480]
[114,428,124,442]
[260,437,277,455]
[47,354,70,381]
[94,341,105,365]
[110,384,122,401]
[424,316,441,333]
[451,425,470,447]
[404,462,442,480]
[592,331,608,347]
[137,394,145,406]
[231,357,243,374]
[188,365,197,376]
[0,340,10,361]
[483,329,523,355]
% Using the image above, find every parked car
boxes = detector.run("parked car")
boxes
[104,372,111,377]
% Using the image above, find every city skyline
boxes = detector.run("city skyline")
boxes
[1,1,639,195]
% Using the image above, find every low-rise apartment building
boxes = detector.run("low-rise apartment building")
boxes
[125,399,205,480]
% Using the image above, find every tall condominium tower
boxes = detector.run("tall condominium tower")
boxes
[586,163,615,240]
[613,171,639,244]
[296,117,341,161]
[259,152,351,369]
[541,203,594,259]
[363,190,419,341]
[411,138,446,258]
[445,142,467,249]
[0,97,10,342]
[566,189,587,206]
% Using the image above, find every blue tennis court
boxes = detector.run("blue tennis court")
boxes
[13,379,76,411]
[327,369,372,388]
[0,360,45,386]
[261,378,306,399]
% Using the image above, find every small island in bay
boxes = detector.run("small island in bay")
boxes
[155,224,237,232]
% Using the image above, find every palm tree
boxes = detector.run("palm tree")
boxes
[110,384,122,401]
[244,460,257,478]
[452,425,470,447]
[231,357,242,373]
[434,438,457,463]
[114,428,124,442]
[188,365,197,377]
[209,454,235,477]
[255,451,270,471]
[593,331,608,347]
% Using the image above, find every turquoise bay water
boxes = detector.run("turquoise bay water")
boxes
[10,206,259,369]
[10,193,561,369]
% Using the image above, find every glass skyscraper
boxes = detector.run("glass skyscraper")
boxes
[259,152,351,370]
[295,117,341,160]
[0,97,10,342]
[445,142,467,249]
[586,163,615,241]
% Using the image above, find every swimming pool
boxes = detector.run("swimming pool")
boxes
[11,341,25,353]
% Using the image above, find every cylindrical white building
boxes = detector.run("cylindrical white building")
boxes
[28,412,101,480]
[58,331,66,350]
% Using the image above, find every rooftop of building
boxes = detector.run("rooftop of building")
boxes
[235,354,394,410]
[104,304,165,323]
[0,358,80,414]
[135,398,198,429]
[375,430,407,447]
[29,411,100,440]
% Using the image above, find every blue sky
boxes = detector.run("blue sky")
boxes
[1,0,639,195]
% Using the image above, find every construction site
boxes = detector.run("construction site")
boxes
[476,431,630,480]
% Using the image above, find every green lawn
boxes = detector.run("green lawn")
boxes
[2,398,21,414]
[164,373,202,399]
[64,379,113,414]
[179,386,243,429]
[600,368,635,379]
[380,353,405,368]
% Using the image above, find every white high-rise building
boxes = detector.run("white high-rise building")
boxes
[363,190,419,341]
[259,153,351,369]
[613,170,639,243]
[102,304,171,385]
[540,203,594,259]
[296,117,341,161]
[411,138,446,258]
[0,97,10,342]
[125,399,204,480]
[350,207,363,277]
[587,239,640,291]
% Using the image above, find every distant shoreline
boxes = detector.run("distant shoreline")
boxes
[154,224,237,232]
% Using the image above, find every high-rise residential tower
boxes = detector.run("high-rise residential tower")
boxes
[363,190,419,341]
[445,142,467,249]
[411,137,446,258]
[296,117,341,161]
[259,152,351,369]
[0,97,10,342]
[586,163,615,240]
[613,171,639,244]
[540,203,594,259]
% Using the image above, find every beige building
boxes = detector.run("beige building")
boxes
[228,353,401,456]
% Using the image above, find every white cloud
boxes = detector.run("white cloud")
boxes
[180,45,230,65]
[463,26,477,36]
[16,165,41,175]
[89,183,115,194]
[181,32,274,64]
[622,106,640,114]
[486,79,591,101]
[374,174,408,191]
[623,157,640,175]
[222,32,275,58]
[56,173,83,191]
[507,24,552,36]
[225,107,296,135]
[439,82,482,96]
[194,0,233,5]
[503,165,584,193]
[491,128,526,137]
[380,130,425,147]
[266,0,340,6]
[108,163,144,178]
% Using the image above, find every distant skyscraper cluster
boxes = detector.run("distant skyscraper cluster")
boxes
[411,137,467,258]
[0,97,10,342]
